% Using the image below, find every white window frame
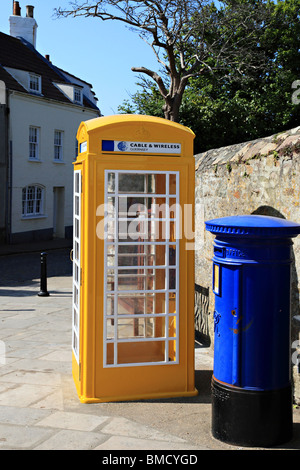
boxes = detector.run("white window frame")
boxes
[29,126,40,161]
[54,130,64,162]
[103,170,180,368]
[29,73,41,94]
[74,86,83,104]
[72,170,82,364]
[22,184,44,218]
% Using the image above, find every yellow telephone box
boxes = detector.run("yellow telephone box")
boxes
[72,114,197,403]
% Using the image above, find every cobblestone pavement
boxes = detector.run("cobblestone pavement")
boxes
[0,247,299,451]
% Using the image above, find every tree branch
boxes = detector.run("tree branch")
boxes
[131,66,168,98]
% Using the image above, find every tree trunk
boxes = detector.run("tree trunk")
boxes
[163,87,185,122]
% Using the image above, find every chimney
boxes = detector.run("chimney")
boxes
[13,1,21,16]
[9,3,38,48]
[26,5,34,18]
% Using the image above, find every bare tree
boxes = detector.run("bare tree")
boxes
[55,0,271,122]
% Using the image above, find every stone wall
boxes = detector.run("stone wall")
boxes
[194,126,300,403]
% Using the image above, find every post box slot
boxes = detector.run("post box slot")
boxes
[214,247,225,258]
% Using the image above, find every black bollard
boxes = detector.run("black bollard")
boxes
[38,252,49,297]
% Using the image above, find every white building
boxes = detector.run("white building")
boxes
[0,2,100,244]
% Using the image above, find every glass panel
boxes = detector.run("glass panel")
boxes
[116,317,166,339]
[73,332,78,355]
[105,219,115,242]
[152,292,166,314]
[107,197,115,217]
[169,246,176,266]
[115,268,166,291]
[119,173,145,193]
[73,308,79,329]
[169,269,176,290]
[106,295,114,315]
[75,219,79,238]
[74,265,79,283]
[75,196,79,216]
[168,316,176,337]
[118,318,145,338]
[116,293,149,315]
[118,173,166,194]
[169,174,177,194]
[106,320,114,340]
[106,344,114,365]
[168,340,176,361]
[169,199,177,218]
[75,241,79,260]
[169,293,176,314]
[170,221,176,242]
[116,245,163,267]
[118,219,168,242]
[106,271,115,291]
[75,173,80,193]
[107,173,115,193]
[74,287,78,307]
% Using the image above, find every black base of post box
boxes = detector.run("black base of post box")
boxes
[211,377,293,447]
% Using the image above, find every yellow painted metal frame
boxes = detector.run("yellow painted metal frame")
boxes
[73,115,197,403]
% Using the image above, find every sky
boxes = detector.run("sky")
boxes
[0,0,160,116]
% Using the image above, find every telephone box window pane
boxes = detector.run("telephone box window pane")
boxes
[116,268,166,291]
[117,318,166,339]
[75,173,80,193]
[107,173,115,193]
[169,247,176,265]
[75,196,79,217]
[107,197,115,217]
[168,340,177,361]
[106,344,114,365]
[118,173,166,194]
[106,320,114,340]
[169,269,176,290]
[106,295,114,315]
[169,174,177,194]
[169,317,176,337]
[106,220,115,242]
[74,308,79,329]
[118,318,145,339]
[169,293,176,314]
[117,294,149,315]
[119,174,145,193]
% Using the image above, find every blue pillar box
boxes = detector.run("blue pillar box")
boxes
[205,215,300,447]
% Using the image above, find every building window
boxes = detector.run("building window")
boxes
[29,73,41,93]
[22,185,44,217]
[29,126,39,160]
[74,86,82,104]
[54,130,63,161]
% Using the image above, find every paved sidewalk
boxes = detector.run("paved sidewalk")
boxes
[0,248,299,450]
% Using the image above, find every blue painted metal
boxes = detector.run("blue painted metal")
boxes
[205,215,300,391]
